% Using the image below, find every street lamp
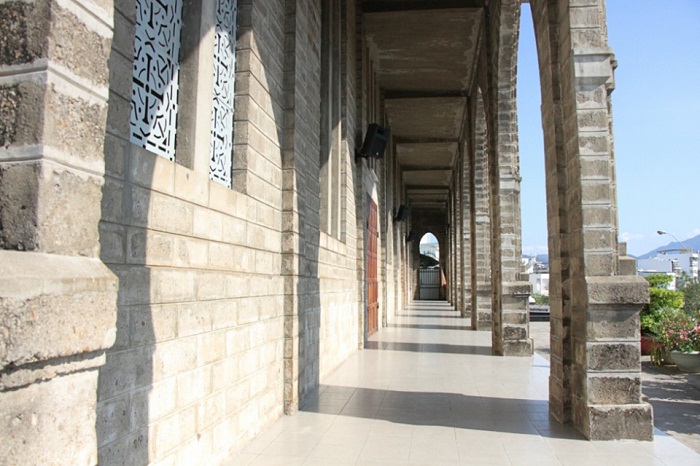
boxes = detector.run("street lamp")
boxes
[656,230,692,253]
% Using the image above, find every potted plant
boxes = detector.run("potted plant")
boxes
[651,308,700,372]
[641,274,684,355]
[640,309,660,355]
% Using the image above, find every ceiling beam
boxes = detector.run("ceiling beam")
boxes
[394,137,460,144]
[401,165,454,173]
[407,188,450,195]
[363,1,484,13]
[385,90,468,99]
[405,184,453,190]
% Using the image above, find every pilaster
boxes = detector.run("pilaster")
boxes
[0,0,118,463]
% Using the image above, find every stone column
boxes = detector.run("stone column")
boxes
[454,160,463,314]
[460,140,472,319]
[531,0,652,440]
[471,95,493,331]
[448,195,456,304]
[488,0,532,357]
[568,44,652,440]
[0,0,118,463]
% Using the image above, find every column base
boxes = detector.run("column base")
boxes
[503,339,534,356]
[581,403,654,441]
[1,250,118,464]
[501,281,532,357]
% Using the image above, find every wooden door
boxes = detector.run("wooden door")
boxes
[367,198,379,335]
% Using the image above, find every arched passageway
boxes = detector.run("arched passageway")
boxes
[418,233,442,300]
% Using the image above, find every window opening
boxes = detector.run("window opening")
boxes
[210,0,238,188]
[129,0,183,161]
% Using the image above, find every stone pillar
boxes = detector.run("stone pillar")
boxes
[568,45,652,440]
[471,94,492,331]
[0,0,118,463]
[531,0,653,439]
[488,0,531,357]
[448,195,456,304]
[281,0,301,415]
[530,0,572,424]
[459,142,472,318]
[454,160,463,314]
[493,170,531,356]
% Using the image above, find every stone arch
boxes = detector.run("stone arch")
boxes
[488,0,531,356]
[410,212,447,301]
[525,0,652,440]
[418,233,440,266]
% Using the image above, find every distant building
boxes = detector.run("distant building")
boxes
[523,256,550,296]
[637,250,699,289]
[420,242,439,261]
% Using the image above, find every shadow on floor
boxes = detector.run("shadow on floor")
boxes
[364,341,492,355]
[301,385,585,440]
[394,313,461,319]
[387,323,473,331]
[641,361,700,451]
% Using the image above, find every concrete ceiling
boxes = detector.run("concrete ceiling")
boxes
[363,1,483,212]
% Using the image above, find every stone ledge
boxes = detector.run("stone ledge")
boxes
[1,351,105,390]
[573,47,615,89]
[586,275,649,306]
[502,280,531,297]
[0,250,118,371]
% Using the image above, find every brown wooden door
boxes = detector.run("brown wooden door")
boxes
[367,198,379,335]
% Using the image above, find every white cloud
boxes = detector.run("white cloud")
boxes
[620,231,646,242]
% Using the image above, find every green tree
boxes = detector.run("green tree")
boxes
[681,281,700,313]
[641,274,684,335]
[645,273,674,288]
[532,293,549,305]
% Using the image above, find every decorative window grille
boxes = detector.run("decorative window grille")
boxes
[209,0,238,188]
[129,0,183,161]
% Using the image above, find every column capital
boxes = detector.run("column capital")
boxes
[573,47,616,90]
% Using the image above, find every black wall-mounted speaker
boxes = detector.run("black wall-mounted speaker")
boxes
[359,123,390,159]
[394,205,410,222]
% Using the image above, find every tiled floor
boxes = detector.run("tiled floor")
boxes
[228,301,700,465]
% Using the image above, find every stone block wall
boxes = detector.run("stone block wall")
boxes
[96,0,290,462]
[282,0,361,414]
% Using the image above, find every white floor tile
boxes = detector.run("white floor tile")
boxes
[226,301,700,466]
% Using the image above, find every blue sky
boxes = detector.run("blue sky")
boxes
[518,1,700,257]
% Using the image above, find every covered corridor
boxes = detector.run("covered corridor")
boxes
[228,302,699,465]
[0,0,662,461]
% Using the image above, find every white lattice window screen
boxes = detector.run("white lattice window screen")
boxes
[210,0,238,188]
[129,0,183,161]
